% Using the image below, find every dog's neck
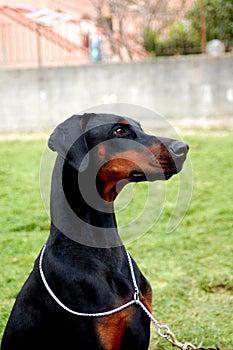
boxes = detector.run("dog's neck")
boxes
[49,156,122,248]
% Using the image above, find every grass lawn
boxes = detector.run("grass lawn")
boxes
[0,133,232,348]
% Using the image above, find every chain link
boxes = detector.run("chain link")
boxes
[165,330,196,349]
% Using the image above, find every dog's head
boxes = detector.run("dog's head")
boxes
[49,113,189,201]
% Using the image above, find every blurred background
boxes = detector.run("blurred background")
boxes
[0,0,232,132]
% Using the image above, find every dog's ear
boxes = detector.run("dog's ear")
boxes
[48,114,89,172]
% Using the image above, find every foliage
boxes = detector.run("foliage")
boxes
[0,134,233,348]
[143,27,158,53]
[187,0,233,50]
[143,0,233,56]
[162,20,201,55]
[143,21,201,56]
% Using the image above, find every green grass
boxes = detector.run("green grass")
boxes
[0,134,233,348]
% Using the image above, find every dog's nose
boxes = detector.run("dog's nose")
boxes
[169,141,189,157]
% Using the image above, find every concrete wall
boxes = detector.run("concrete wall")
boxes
[0,54,233,132]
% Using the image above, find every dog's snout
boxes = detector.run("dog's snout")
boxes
[169,141,189,157]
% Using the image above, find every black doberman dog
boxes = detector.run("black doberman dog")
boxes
[1,113,188,350]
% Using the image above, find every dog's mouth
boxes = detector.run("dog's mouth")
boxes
[129,168,178,182]
[129,170,147,182]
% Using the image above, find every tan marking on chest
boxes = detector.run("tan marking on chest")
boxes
[95,307,134,350]
[141,286,152,313]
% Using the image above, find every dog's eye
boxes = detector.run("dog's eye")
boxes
[113,127,127,137]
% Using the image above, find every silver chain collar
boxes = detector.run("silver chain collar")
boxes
[39,244,196,349]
